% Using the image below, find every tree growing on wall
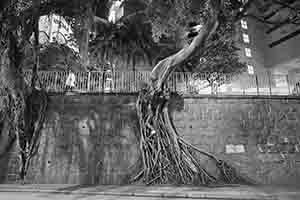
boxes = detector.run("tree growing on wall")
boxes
[1,0,300,184]
[0,0,48,181]
[132,0,246,185]
[0,0,112,182]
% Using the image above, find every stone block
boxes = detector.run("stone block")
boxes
[267,135,279,145]
[288,136,298,145]
[257,144,267,153]
[267,145,279,153]
[278,136,290,144]
[278,144,296,153]
[225,144,246,154]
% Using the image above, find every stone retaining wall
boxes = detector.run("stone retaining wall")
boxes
[2,94,300,185]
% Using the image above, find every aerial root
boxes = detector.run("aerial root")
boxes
[133,89,246,185]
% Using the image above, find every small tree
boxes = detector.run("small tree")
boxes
[0,0,111,182]
[183,40,246,94]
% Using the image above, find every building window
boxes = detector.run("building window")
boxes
[239,0,248,4]
[242,33,250,43]
[241,20,248,29]
[245,48,252,57]
[247,65,254,74]
[108,0,124,23]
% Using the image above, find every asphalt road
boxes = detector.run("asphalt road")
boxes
[0,192,216,200]
[1,184,300,200]
[2,191,300,200]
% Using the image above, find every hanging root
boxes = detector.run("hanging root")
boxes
[18,89,48,181]
[133,88,247,185]
[0,94,16,160]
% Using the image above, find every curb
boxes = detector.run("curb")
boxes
[0,188,278,200]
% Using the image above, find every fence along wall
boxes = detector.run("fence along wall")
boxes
[2,94,300,185]
[24,70,300,95]
[2,95,141,184]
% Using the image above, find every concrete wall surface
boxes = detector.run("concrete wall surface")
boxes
[2,94,300,186]
[3,95,140,185]
[172,96,300,186]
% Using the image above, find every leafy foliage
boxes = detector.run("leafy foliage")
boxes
[134,0,246,76]
[88,0,246,73]
[22,42,82,71]
[90,16,157,68]
[146,0,196,43]
[0,0,249,73]
[182,40,246,75]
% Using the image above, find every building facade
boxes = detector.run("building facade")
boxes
[39,14,78,52]
[236,1,300,76]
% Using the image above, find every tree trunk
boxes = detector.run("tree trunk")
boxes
[0,28,27,180]
[31,0,40,88]
[78,3,94,70]
[0,1,48,182]
[134,0,250,185]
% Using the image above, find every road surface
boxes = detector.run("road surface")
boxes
[0,192,218,200]
[0,184,300,200]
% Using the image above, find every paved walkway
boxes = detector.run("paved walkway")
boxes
[0,184,300,199]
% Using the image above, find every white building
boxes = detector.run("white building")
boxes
[108,0,124,23]
[38,14,79,52]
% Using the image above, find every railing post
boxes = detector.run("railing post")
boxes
[184,73,188,94]
[255,74,260,95]
[54,71,58,92]
[133,70,136,92]
[87,72,91,92]
[286,74,291,95]
[187,72,192,94]
[268,71,272,95]
[174,73,176,92]
[102,72,105,93]
[113,71,116,92]
[121,71,124,93]
[98,72,101,93]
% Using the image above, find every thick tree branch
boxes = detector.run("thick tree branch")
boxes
[150,0,222,91]
[119,10,146,22]
[31,0,40,89]
[94,16,109,25]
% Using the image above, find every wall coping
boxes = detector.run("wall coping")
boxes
[48,92,139,96]
[47,92,300,100]
[181,94,300,100]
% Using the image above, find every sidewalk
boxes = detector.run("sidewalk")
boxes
[0,184,290,200]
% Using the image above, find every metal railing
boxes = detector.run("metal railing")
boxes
[23,70,300,96]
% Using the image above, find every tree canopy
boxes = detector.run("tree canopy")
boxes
[2,0,299,73]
